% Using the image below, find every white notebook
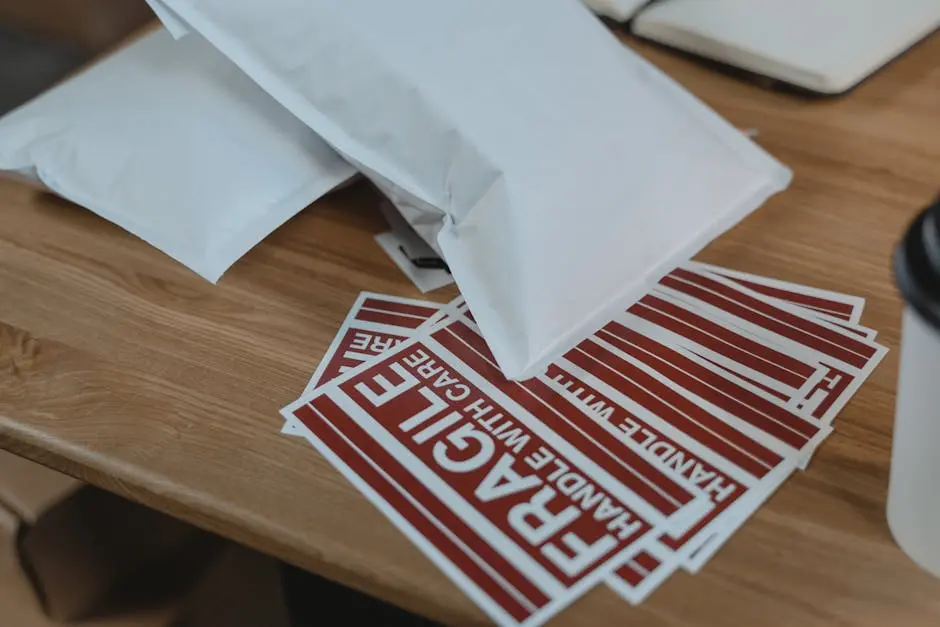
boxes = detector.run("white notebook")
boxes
[633,0,940,94]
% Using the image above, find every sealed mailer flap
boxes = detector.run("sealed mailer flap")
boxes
[151,0,790,379]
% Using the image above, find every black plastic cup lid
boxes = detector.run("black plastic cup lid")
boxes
[895,196,940,330]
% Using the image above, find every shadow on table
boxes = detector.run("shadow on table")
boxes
[280,564,442,627]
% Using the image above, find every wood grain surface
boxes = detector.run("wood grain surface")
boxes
[1,26,940,627]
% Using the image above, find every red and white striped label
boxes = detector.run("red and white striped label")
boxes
[285,323,710,625]
[448,311,810,603]
[285,280,882,608]
[649,267,886,425]
[431,321,710,530]
[662,268,879,369]
[696,262,865,325]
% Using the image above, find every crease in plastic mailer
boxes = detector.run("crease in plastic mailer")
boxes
[150,0,792,379]
[582,0,649,22]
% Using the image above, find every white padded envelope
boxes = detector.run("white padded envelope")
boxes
[0,28,356,282]
[152,0,791,379]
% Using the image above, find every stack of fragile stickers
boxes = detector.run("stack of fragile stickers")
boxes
[280,262,887,626]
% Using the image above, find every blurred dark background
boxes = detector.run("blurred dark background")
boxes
[0,0,154,114]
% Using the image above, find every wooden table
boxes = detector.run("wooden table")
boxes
[2,27,940,627]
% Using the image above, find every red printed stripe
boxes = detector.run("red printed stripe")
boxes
[832,322,871,339]
[724,278,855,321]
[613,550,661,590]
[355,308,428,329]
[568,341,779,478]
[296,401,550,619]
[697,355,790,401]
[636,296,814,386]
[633,551,661,573]
[599,323,819,446]
[616,563,646,587]
[435,323,694,516]
[664,269,876,368]
[361,297,440,319]
[797,303,852,320]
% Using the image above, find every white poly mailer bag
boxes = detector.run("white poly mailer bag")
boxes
[0,28,356,282]
[151,0,791,379]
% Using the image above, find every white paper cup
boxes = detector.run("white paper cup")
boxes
[889,198,940,577]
